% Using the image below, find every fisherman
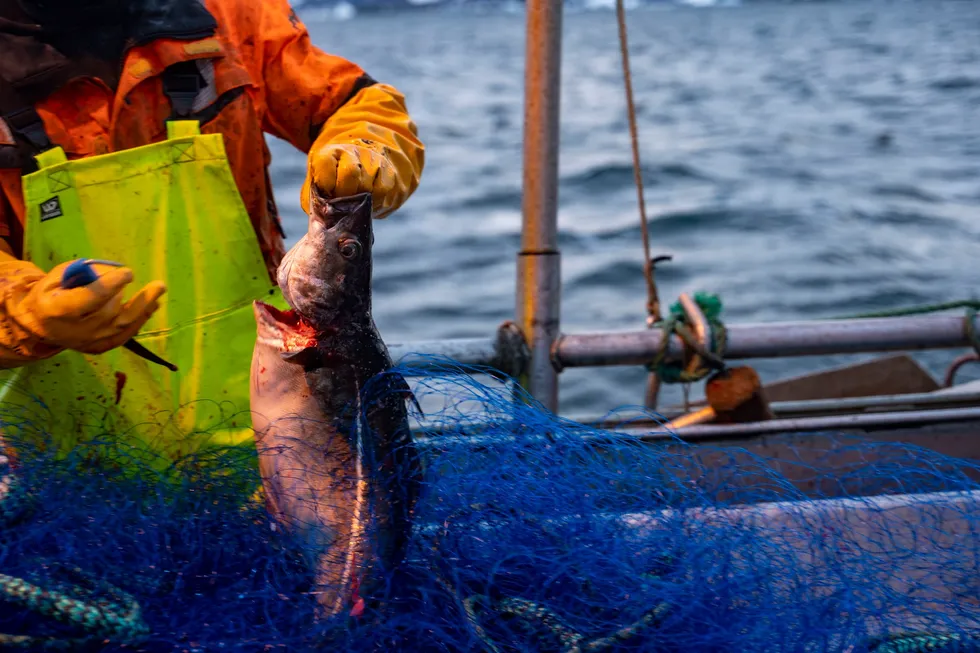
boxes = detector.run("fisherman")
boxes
[0,0,424,469]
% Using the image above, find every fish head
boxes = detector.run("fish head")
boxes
[277,188,375,330]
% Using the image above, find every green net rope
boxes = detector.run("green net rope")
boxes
[0,461,149,650]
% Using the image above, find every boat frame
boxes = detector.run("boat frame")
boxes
[386,0,980,439]
[395,3,980,637]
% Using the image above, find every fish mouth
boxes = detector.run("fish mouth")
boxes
[254,301,320,353]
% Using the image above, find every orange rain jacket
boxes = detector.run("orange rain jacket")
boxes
[0,0,421,278]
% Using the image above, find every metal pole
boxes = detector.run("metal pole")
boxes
[618,405,980,440]
[414,405,980,450]
[388,315,980,373]
[387,322,530,378]
[409,389,980,440]
[554,314,980,368]
[516,0,563,411]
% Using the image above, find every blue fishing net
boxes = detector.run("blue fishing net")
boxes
[1,358,979,652]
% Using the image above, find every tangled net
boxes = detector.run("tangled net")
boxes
[0,357,979,652]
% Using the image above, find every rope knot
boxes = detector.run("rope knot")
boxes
[647,292,727,384]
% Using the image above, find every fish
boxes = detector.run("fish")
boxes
[249,189,422,619]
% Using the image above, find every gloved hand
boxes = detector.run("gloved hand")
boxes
[301,83,424,219]
[0,249,166,366]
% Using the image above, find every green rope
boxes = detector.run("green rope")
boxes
[432,504,669,653]
[0,459,149,650]
[832,300,980,356]
[867,631,980,653]
[832,300,980,321]
[0,565,148,650]
[648,291,728,384]
[457,589,668,653]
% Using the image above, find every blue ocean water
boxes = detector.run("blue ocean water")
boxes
[269,0,980,415]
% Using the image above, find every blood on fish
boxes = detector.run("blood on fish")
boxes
[349,567,365,618]
[350,596,365,619]
[257,303,319,350]
[114,371,127,405]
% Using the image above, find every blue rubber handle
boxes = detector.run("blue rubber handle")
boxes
[57,258,178,372]
[60,259,124,290]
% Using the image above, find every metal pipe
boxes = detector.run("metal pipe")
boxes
[411,390,980,440]
[554,314,980,368]
[620,405,980,440]
[388,314,980,375]
[414,406,980,450]
[762,390,980,416]
[649,389,980,422]
[389,338,497,370]
[516,0,563,411]
[417,488,980,539]
[389,322,530,379]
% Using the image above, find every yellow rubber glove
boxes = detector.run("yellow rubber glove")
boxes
[0,247,166,368]
[302,83,425,219]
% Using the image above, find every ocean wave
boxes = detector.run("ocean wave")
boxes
[870,184,942,204]
[561,162,712,193]
[930,76,980,92]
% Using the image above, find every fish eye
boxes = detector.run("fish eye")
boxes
[339,239,361,260]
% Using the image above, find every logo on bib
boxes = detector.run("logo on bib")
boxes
[39,197,63,222]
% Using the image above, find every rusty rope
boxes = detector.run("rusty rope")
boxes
[615,0,663,325]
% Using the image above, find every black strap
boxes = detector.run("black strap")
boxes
[0,61,205,173]
[161,61,204,119]
[0,75,54,173]
[5,106,52,153]
[4,106,51,174]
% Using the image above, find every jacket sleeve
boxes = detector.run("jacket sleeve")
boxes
[0,182,63,367]
[254,0,380,151]
[249,0,424,214]
[0,246,63,369]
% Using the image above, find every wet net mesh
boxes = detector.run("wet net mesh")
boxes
[1,358,979,652]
